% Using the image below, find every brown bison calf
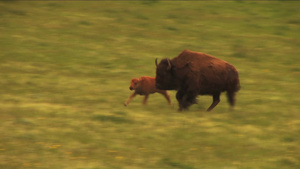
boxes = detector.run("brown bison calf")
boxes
[124,76,172,106]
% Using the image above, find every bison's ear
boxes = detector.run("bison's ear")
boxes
[155,58,158,67]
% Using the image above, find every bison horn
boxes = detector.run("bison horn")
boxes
[167,59,172,70]
[155,58,158,67]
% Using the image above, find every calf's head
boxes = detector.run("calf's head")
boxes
[129,78,140,90]
[155,58,177,90]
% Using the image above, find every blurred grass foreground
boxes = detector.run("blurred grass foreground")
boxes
[0,1,299,169]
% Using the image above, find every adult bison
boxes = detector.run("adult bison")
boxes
[155,49,240,111]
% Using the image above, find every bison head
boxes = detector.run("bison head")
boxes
[155,58,177,90]
[129,78,140,90]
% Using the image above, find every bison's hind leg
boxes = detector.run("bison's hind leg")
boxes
[226,91,236,107]
[207,93,220,112]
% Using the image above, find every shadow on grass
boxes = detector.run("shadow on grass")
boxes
[159,158,195,169]
[92,115,133,124]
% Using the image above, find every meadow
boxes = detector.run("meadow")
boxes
[0,1,299,169]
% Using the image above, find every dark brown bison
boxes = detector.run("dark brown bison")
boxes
[155,49,240,111]
[124,76,172,106]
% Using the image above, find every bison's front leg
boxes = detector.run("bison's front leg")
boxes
[176,90,184,111]
[176,90,197,111]
[124,91,137,106]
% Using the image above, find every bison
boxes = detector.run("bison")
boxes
[155,49,240,111]
[124,76,172,106]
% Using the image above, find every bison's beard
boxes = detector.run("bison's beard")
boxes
[156,80,177,90]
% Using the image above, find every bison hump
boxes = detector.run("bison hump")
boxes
[172,50,223,72]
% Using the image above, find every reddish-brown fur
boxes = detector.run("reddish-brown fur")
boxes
[155,49,240,111]
[124,76,172,106]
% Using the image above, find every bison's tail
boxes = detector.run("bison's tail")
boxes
[227,65,240,92]
[235,81,241,92]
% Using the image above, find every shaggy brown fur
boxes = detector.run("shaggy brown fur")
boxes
[155,49,240,111]
[124,76,172,106]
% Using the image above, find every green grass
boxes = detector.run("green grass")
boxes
[0,1,299,169]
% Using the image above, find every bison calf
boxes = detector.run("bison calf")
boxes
[124,76,172,106]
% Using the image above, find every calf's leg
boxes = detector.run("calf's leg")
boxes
[124,91,137,106]
[207,93,220,112]
[158,91,172,105]
[142,94,149,105]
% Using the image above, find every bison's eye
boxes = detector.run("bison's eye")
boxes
[158,70,166,76]
[162,70,169,76]
[134,82,138,85]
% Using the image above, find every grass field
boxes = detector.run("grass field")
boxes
[0,1,299,169]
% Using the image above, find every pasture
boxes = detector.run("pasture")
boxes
[0,1,299,169]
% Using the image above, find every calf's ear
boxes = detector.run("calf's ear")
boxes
[155,58,158,67]
[138,77,145,82]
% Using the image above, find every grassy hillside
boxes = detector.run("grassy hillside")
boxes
[0,1,299,169]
